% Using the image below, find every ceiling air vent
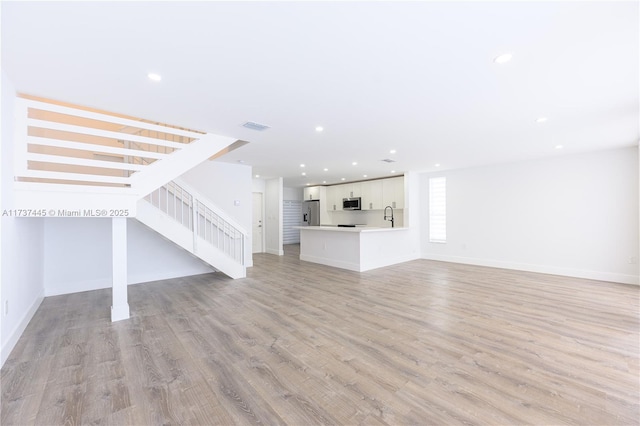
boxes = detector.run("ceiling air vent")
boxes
[380,158,396,163]
[242,121,270,131]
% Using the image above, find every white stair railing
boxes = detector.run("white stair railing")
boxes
[144,180,194,230]
[143,179,245,266]
[195,199,245,264]
[13,97,203,190]
[11,96,240,215]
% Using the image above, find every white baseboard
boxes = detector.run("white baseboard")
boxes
[44,268,221,297]
[421,253,639,285]
[299,253,361,271]
[45,277,111,297]
[1,289,44,368]
[266,248,285,256]
[361,253,420,272]
[128,269,215,285]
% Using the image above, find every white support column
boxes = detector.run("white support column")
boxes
[111,217,130,322]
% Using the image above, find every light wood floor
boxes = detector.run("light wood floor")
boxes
[2,245,639,425]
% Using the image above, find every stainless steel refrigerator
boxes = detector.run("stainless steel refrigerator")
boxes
[302,200,320,226]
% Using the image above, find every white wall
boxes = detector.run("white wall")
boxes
[181,161,252,230]
[252,178,266,193]
[420,147,639,284]
[181,160,252,265]
[0,218,44,367]
[1,71,45,367]
[128,220,214,284]
[43,218,215,296]
[43,218,111,295]
[265,178,283,255]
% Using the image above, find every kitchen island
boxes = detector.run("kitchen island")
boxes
[294,226,417,272]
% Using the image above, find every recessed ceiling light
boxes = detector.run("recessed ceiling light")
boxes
[389,149,396,154]
[555,145,564,150]
[301,172,306,176]
[322,180,326,184]
[352,161,358,166]
[341,178,346,181]
[536,117,548,123]
[391,170,396,173]
[255,174,260,178]
[323,168,328,172]
[315,126,324,132]
[435,163,441,167]
[306,183,311,186]
[300,164,305,168]
[147,73,162,81]
[493,53,512,64]
[363,174,368,178]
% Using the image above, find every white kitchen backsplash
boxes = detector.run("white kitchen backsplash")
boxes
[329,209,403,228]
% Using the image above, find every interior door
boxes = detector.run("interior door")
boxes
[252,192,264,253]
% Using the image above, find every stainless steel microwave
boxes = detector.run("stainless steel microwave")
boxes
[342,197,361,210]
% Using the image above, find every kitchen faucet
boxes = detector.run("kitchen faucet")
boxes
[384,205,395,228]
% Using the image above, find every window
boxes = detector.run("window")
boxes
[429,177,446,243]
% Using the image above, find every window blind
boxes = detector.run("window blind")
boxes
[429,177,446,243]
[283,200,302,244]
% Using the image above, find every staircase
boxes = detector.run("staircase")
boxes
[10,96,247,279]
[137,179,247,279]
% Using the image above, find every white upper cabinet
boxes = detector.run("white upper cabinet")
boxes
[323,175,404,212]
[303,186,321,201]
[345,182,361,198]
[361,180,383,210]
[326,185,341,211]
[382,176,405,209]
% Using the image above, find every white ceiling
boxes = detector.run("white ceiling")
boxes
[2,1,638,187]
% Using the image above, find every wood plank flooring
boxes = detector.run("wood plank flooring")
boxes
[2,244,639,425]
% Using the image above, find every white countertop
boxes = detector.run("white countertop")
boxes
[294,226,408,233]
